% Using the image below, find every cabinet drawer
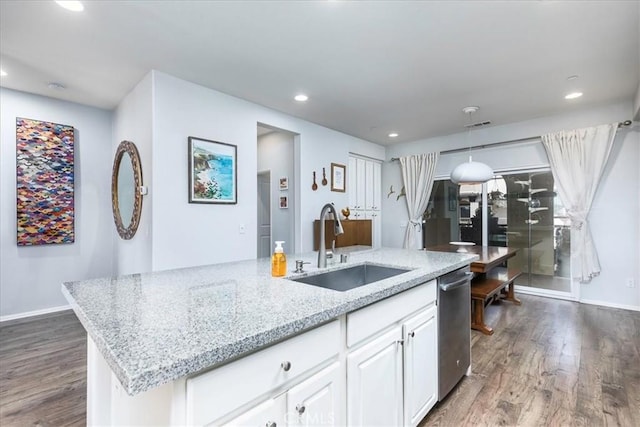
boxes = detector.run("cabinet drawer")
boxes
[347,280,436,348]
[186,320,340,426]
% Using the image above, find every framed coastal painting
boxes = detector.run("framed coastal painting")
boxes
[16,117,75,245]
[188,136,237,204]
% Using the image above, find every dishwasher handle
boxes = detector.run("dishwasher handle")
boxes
[439,273,473,291]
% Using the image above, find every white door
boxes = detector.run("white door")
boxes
[347,326,403,427]
[287,362,343,427]
[349,157,358,211]
[355,158,366,211]
[372,161,381,211]
[364,160,374,210]
[257,171,271,258]
[403,305,438,427]
[222,393,285,427]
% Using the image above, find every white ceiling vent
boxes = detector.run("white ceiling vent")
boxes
[464,120,492,129]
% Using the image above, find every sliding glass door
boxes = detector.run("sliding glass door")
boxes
[503,170,571,295]
[425,169,571,297]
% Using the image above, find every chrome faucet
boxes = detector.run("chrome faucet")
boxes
[318,203,344,268]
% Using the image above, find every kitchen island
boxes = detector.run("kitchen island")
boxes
[63,247,476,426]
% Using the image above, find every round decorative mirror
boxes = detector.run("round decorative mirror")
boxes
[111,140,143,240]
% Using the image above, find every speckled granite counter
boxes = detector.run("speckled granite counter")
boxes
[62,247,476,396]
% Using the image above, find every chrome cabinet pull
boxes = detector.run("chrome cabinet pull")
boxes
[296,404,306,415]
[409,331,415,338]
[281,361,291,371]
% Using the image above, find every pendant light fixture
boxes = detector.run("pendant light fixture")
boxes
[450,106,494,185]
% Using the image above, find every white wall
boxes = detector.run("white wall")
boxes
[0,88,114,318]
[382,101,639,310]
[582,126,639,309]
[150,71,384,270]
[112,72,154,275]
[258,131,294,255]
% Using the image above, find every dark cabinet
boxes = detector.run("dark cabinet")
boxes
[313,219,372,250]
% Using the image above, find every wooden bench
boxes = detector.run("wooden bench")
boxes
[471,267,522,335]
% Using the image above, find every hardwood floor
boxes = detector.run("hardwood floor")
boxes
[0,295,638,426]
[421,295,640,427]
[0,310,86,427]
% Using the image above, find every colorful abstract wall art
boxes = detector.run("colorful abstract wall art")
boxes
[16,118,75,246]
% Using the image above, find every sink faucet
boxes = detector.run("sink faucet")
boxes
[318,203,344,268]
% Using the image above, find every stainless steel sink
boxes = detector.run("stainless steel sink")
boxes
[291,263,411,292]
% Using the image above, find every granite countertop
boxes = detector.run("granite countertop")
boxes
[62,247,477,396]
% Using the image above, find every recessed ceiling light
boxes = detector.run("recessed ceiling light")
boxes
[388,133,399,138]
[0,69,7,77]
[565,92,583,100]
[55,1,84,12]
[294,94,308,102]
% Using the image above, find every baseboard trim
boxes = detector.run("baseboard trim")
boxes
[0,304,72,323]
[579,299,640,312]
[514,285,577,302]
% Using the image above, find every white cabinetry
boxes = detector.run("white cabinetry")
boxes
[226,362,343,427]
[186,320,340,426]
[348,155,382,246]
[223,394,285,427]
[347,326,404,426]
[287,362,343,426]
[346,280,438,427]
[403,305,438,427]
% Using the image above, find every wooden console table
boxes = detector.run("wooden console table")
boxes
[427,245,522,335]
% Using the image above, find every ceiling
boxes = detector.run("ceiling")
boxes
[1,1,638,145]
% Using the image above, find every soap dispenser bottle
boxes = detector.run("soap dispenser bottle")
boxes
[271,241,287,277]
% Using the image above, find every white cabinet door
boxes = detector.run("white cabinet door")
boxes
[364,160,374,210]
[348,157,358,211]
[222,394,285,427]
[372,161,381,211]
[287,362,343,427]
[347,326,403,427]
[355,158,366,210]
[403,305,438,427]
[364,211,381,248]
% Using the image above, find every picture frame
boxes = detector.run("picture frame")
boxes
[188,136,237,204]
[279,196,288,209]
[279,176,288,191]
[331,163,346,192]
[16,117,75,245]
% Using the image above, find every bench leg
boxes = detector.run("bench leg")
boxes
[471,297,494,335]
[502,281,521,305]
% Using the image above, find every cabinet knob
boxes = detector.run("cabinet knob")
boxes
[409,331,415,338]
[396,339,404,346]
[281,361,291,371]
[266,422,277,427]
[296,404,306,415]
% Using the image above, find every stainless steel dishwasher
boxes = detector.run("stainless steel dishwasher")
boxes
[437,265,472,401]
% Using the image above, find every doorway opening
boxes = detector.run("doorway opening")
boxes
[257,124,296,257]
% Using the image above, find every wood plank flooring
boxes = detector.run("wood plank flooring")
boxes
[421,295,640,427]
[0,295,638,426]
[0,310,86,427]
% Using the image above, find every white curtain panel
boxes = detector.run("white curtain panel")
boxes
[541,123,617,283]
[399,152,439,249]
